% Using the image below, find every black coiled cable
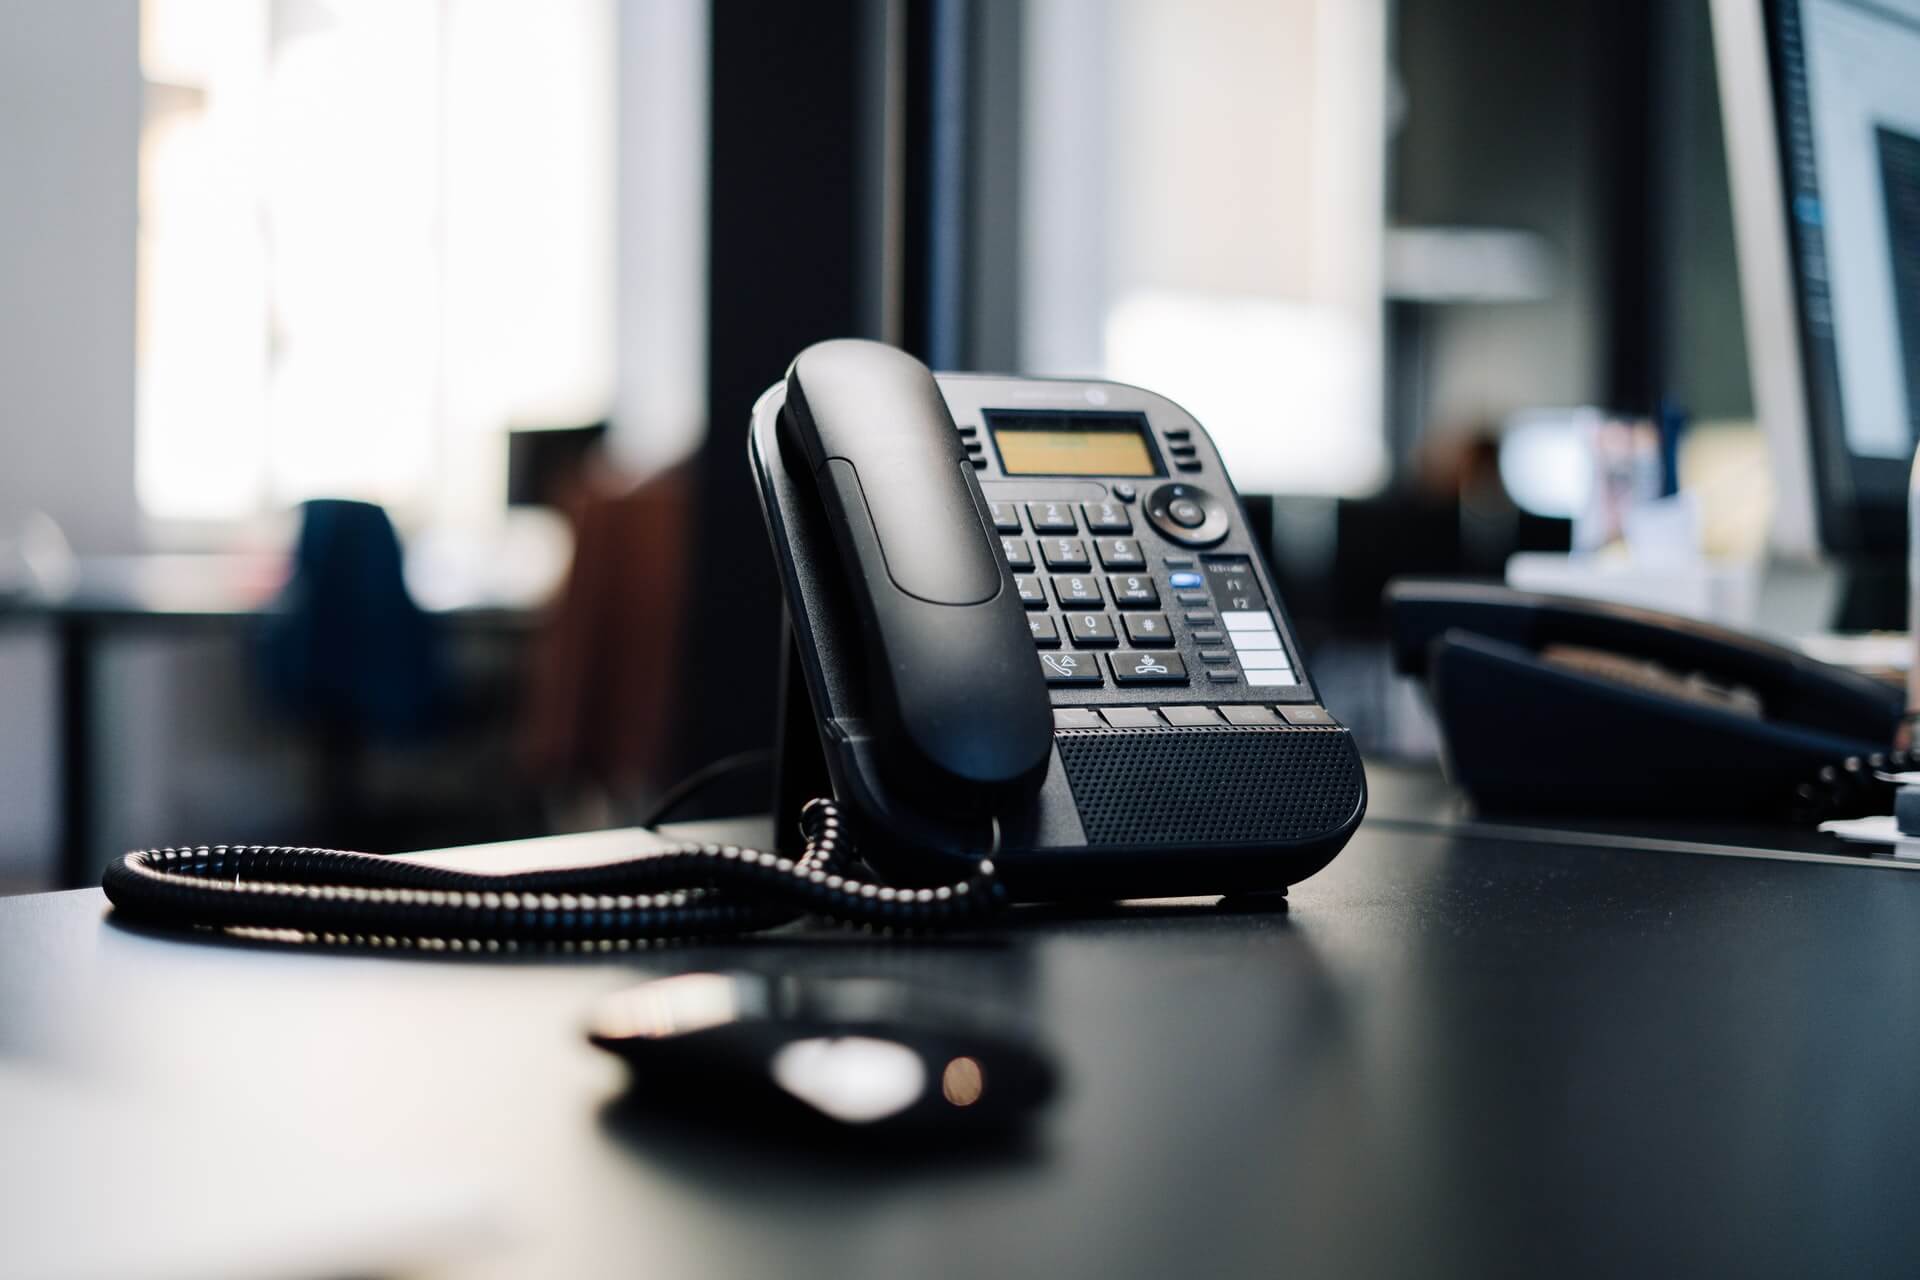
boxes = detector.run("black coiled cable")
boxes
[101,800,1005,951]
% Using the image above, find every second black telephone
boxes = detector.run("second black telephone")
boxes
[749,339,1366,899]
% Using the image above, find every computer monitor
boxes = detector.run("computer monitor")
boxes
[1714,0,1920,562]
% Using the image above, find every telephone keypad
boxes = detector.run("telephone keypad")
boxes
[1040,537,1091,570]
[1005,495,1291,703]
[1040,651,1102,685]
[1064,612,1117,648]
[1108,575,1159,608]
[1108,651,1187,684]
[1027,502,1077,533]
[1123,613,1174,648]
[1052,575,1103,607]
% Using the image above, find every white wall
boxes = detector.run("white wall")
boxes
[0,1,139,883]
[0,0,141,553]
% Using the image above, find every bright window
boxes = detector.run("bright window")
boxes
[136,0,616,527]
[1021,0,1389,496]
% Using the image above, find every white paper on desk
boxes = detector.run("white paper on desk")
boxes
[0,1062,502,1280]
[1818,815,1920,858]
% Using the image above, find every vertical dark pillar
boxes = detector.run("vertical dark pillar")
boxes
[680,1,866,777]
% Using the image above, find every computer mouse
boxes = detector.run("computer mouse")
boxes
[587,971,1057,1137]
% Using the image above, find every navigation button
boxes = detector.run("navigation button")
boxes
[1122,613,1174,647]
[1040,651,1102,685]
[1108,651,1188,684]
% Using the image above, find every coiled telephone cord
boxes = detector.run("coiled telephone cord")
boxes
[101,800,1005,950]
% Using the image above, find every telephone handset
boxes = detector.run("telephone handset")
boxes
[780,341,1053,807]
[1386,580,1906,819]
[754,339,1366,899]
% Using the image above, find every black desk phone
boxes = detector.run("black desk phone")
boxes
[1388,580,1906,820]
[750,339,1365,900]
[101,340,1362,947]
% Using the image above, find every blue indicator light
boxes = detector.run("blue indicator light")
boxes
[1169,571,1204,589]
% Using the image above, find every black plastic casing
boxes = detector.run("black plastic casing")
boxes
[750,371,1367,901]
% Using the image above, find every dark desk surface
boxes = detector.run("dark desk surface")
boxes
[7,793,1920,1278]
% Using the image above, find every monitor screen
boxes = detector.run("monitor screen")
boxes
[985,411,1162,476]
[1766,0,1920,550]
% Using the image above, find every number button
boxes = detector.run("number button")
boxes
[988,502,1022,534]
[1040,651,1102,685]
[1082,501,1132,533]
[1040,537,1090,570]
[1108,575,1159,608]
[1096,537,1145,569]
[1121,613,1174,648]
[1028,615,1060,647]
[1064,612,1117,648]
[1001,537,1033,570]
[1027,501,1077,533]
[1052,575,1103,607]
[1014,575,1047,608]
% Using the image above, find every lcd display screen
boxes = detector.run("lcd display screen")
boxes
[985,412,1160,476]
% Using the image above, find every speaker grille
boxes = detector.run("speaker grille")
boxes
[1054,726,1364,848]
